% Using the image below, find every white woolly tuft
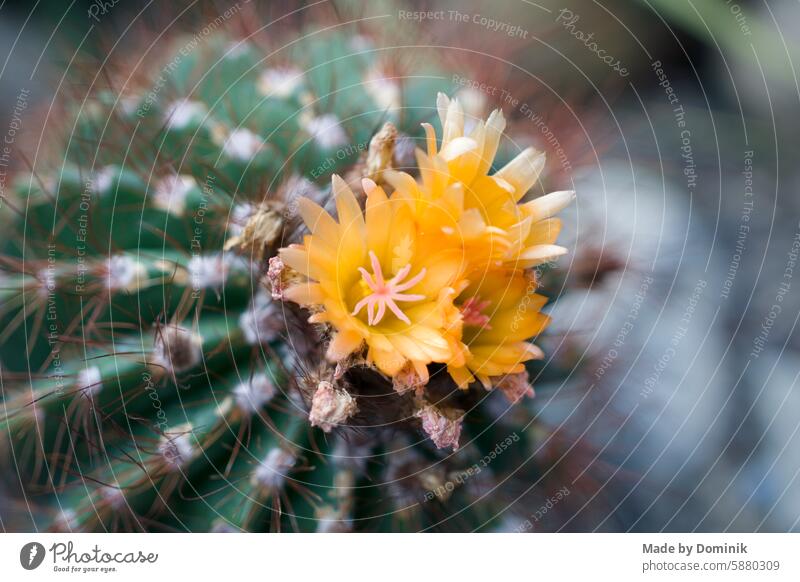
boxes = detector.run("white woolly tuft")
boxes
[99,485,127,510]
[37,268,57,295]
[119,94,141,117]
[258,67,304,98]
[315,506,352,533]
[303,114,348,149]
[224,41,250,59]
[104,255,146,291]
[331,439,372,475]
[251,448,295,490]
[164,100,207,130]
[210,520,239,533]
[365,66,400,114]
[54,508,79,531]
[239,292,282,345]
[152,326,202,374]
[152,174,196,216]
[187,254,233,290]
[158,431,195,469]
[348,35,373,52]
[227,202,254,238]
[233,373,278,414]
[222,128,263,161]
[91,166,116,195]
[76,366,103,396]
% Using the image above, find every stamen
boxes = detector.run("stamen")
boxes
[352,251,426,326]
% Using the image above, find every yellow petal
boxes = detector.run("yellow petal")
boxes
[283,283,323,305]
[387,334,430,363]
[369,346,406,376]
[279,245,320,279]
[448,364,475,389]
[441,136,480,185]
[421,122,437,157]
[297,198,338,245]
[525,217,562,247]
[365,181,392,262]
[326,329,364,361]
[332,174,365,237]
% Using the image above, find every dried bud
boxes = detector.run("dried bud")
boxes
[493,371,535,404]
[224,203,282,261]
[392,363,427,396]
[266,256,286,300]
[265,255,304,302]
[309,381,357,432]
[364,122,397,184]
[415,405,463,451]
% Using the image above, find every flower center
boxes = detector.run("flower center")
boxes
[460,296,492,329]
[351,251,426,326]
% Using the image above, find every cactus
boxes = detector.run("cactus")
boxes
[0,19,584,533]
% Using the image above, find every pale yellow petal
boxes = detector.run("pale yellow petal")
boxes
[475,108,506,176]
[516,244,567,267]
[522,190,575,222]
[495,147,546,200]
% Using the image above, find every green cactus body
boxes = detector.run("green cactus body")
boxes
[1,22,575,533]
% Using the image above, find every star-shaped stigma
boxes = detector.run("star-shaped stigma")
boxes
[352,251,426,326]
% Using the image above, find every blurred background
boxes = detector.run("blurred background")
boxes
[1,0,799,531]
